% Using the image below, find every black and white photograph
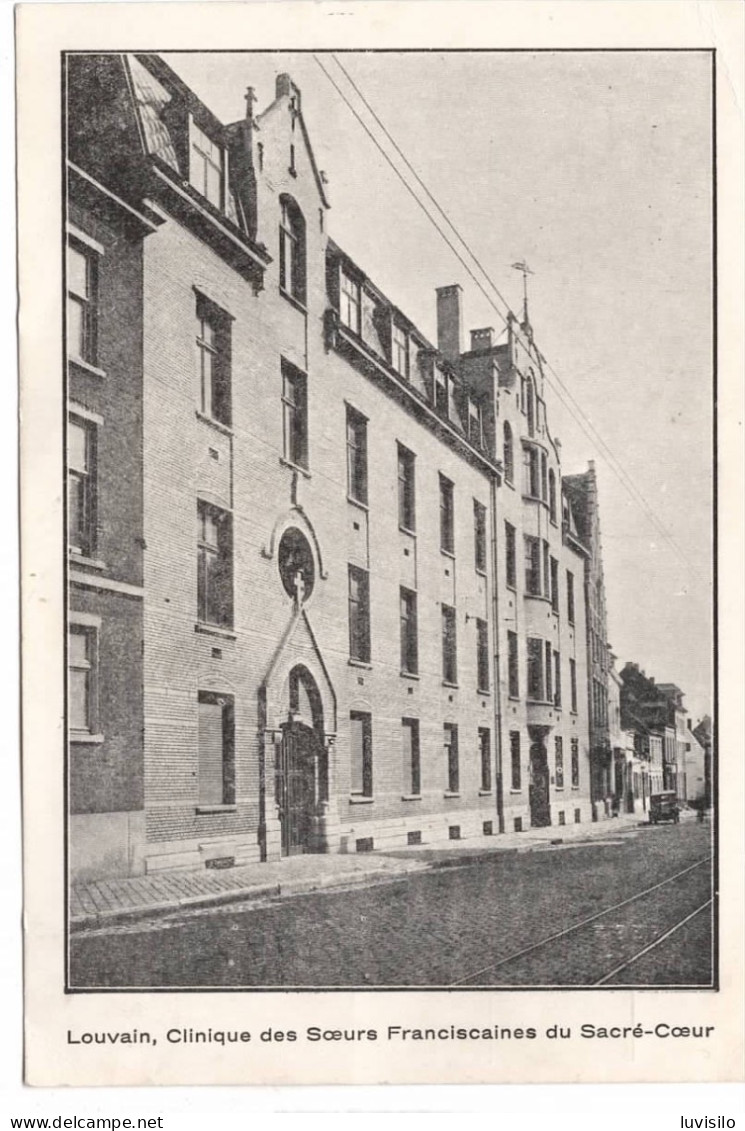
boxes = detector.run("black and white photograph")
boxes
[63,46,716,993]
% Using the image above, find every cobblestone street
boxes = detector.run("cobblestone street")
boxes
[70,822,714,990]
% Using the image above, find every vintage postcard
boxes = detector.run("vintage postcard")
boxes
[18,0,744,1087]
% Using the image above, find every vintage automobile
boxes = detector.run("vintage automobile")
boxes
[649,790,680,824]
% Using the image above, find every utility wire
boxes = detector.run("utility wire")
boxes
[325,52,693,571]
[315,52,695,573]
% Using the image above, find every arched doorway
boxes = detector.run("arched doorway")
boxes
[276,666,327,855]
[529,727,551,828]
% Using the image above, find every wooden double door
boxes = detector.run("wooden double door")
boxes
[277,722,322,855]
[529,734,551,829]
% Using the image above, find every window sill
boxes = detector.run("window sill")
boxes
[507,694,521,702]
[195,410,233,436]
[195,622,237,640]
[443,791,461,799]
[475,567,488,579]
[509,788,522,794]
[348,658,372,670]
[506,583,517,594]
[279,287,307,316]
[528,698,554,707]
[478,789,493,797]
[68,356,107,380]
[69,552,107,572]
[442,680,459,690]
[477,688,491,697]
[504,478,515,490]
[279,456,311,479]
[400,670,419,680]
[347,494,369,512]
[70,732,104,745]
[524,593,551,605]
[571,785,581,791]
[349,795,374,805]
[401,794,422,802]
[195,804,237,814]
[398,524,417,537]
[440,548,456,561]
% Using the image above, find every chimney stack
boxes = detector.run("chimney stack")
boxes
[436,284,463,363]
[470,327,495,352]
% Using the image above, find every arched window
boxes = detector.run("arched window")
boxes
[279,195,306,305]
[549,469,557,523]
[503,421,514,483]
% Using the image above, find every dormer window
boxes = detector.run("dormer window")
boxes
[189,121,224,210]
[340,268,361,334]
[468,401,482,447]
[279,196,306,306]
[434,368,448,415]
[392,322,409,378]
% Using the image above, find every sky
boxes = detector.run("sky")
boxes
[163,50,714,723]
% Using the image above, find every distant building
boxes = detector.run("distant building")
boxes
[563,463,611,818]
[657,683,689,802]
[693,715,714,808]
[684,722,707,804]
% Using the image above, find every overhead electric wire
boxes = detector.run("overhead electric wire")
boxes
[314,52,696,574]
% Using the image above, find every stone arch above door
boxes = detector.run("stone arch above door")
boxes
[261,607,336,737]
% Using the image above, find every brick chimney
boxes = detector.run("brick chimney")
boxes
[470,327,495,352]
[436,284,463,363]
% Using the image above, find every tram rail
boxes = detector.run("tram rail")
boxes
[451,855,712,987]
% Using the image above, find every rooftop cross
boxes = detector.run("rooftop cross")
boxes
[511,260,534,326]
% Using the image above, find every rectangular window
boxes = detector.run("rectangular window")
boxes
[571,737,580,788]
[67,239,97,364]
[434,369,448,415]
[508,631,519,698]
[550,557,559,612]
[554,650,562,708]
[444,724,459,793]
[197,295,232,426]
[468,401,482,447]
[402,718,420,796]
[346,406,368,504]
[340,268,361,334]
[545,641,553,703]
[197,501,233,628]
[527,637,544,702]
[524,535,541,595]
[479,727,492,792]
[555,736,564,789]
[400,587,418,675]
[68,416,96,556]
[392,322,409,377]
[282,361,308,469]
[523,445,539,497]
[439,475,455,554]
[397,444,416,531]
[474,500,487,573]
[190,121,224,209]
[197,692,235,806]
[541,452,548,501]
[567,570,575,624]
[348,565,371,663]
[476,618,490,693]
[68,625,97,734]
[510,731,521,790]
[442,604,458,685]
[505,521,517,588]
[570,658,578,712]
[543,541,550,598]
[350,711,373,796]
[279,197,306,305]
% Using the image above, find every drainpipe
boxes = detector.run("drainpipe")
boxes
[490,474,505,834]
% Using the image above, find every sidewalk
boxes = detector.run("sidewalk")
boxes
[70,811,647,930]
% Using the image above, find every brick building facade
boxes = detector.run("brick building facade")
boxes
[66,54,597,881]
